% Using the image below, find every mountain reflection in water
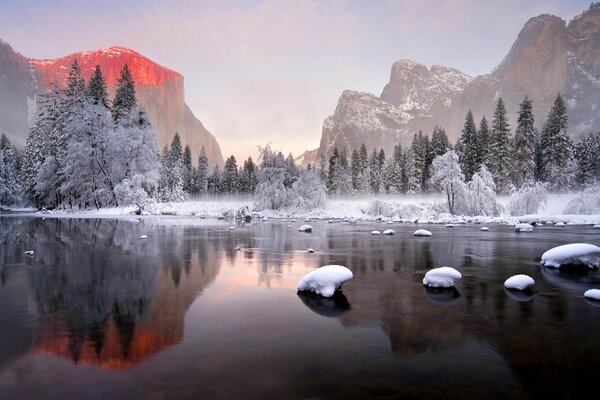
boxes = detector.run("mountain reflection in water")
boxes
[0,217,599,399]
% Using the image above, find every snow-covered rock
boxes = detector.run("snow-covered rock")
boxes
[328,220,334,224]
[480,227,490,231]
[234,246,241,251]
[299,224,313,232]
[307,248,315,253]
[414,229,432,237]
[504,274,535,290]
[371,230,381,235]
[514,223,533,232]
[228,226,235,230]
[446,224,455,228]
[139,235,148,239]
[297,265,353,297]
[584,289,600,301]
[555,222,566,227]
[383,229,396,235]
[541,243,600,269]
[422,267,462,288]
[24,250,34,256]
[593,224,600,229]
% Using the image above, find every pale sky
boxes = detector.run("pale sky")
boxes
[0,0,589,162]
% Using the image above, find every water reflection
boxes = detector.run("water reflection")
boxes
[297,292,351,318]
[504,288,534,302]
[423,286,461,306]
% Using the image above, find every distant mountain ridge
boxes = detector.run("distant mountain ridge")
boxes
[0,42,223,167]
[314,4,600,162]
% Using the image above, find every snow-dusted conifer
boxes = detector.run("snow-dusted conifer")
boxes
[196,146,209,195]
[540,95,573,189]
[459,110,479,181]
[514,96,536,187]
[489,97,514,193]
[112,64,136,122]
[477,116,490,167]
[87,64,109,107]
[431,126,450,157]
[222,155,240,194]
[0,134,22,205]
[574,131,600,185]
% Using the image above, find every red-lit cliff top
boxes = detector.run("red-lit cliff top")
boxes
[29,46,182,89]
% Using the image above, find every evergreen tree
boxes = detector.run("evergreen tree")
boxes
[574,131,600,185]
[112,64,136,121]
[356,143,371,193]
[284,153,299,188]
[243,156,258,193]
[196,146,209,195]
[540,94,573,189]
[431,126,450,157]
[0,134,22,205]
[386,144,403,192]
[369,149,383,194]
[87,64,109,107]
[222,155,240,194]
[458,110,479,181]
[477,116,490,167]
[514,96,536,187]
[350,149,360,191]
[402,147,420,194]
[207,165,222,195]
[489,97,514,193]
[182,145,193,194]
[327,147,351,195]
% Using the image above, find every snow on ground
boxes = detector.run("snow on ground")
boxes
[504,275,535,290]
[422,267,462,288]
[3,193,600,226]
[297,265,353,297]
[541,243,600,269]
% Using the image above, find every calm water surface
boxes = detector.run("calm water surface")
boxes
[0,216,599,399]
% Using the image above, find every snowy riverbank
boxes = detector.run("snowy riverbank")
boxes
[4,193,600,226]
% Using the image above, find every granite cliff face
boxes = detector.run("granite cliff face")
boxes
[0,40,37,147]
[316,4,600,161]
[0,43,223,166]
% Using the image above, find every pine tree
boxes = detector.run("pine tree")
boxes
[182,145,193,194]
[402,147,420,194]
[356,143,371,193]
[207,165,222,195]
[540,94,573,189]
[284,153,299,188]
[574,131,600,185]
[477,116,490,167]
[0,134,22,205]
[196,146,209,195]
[87,64,109,107]
[431,126,450,157]
[327,147,351,195]
[241,156,258,194]
[489,97,514,193]
[458,110,479,181]
[350,149,360,191]
[514,96,536,187]
[386,144,403,192]
[112,64,136,121]
[369,149,383,194]
[222,155,240,194]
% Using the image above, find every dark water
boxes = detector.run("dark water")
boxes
[0,216,599,399]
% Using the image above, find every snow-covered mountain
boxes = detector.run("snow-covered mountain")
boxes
[0,42,224,166]
[316,4,600,161]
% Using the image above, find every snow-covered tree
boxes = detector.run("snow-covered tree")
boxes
[430,150,468,215]
[574,131,600,185]
[459,110,479,181]
[477,116,490,167]
[159,133,185,201]
[369,149,383,194]
[489,97,514,194]
[288,170,327,211]
[467,164,500,216]
[182,145,193,194]
[207,165,222,196]
[384,144,403,193]
[284,153,299,188]
[564,184,600,214]
[431,126,450,157]
[0,134,22,205]
[222,155,240,194]
[506,182,548,216]
[196,146,209,195]
[355,143,371,194]
[540,94,572,189]
[402,147,420,195]
[350,149,360,191]
[514,96,537,187]
[112,64,136,122]
[241,156,258,194]
[87,64,109,107]
[328,147,351,195]
[253,145,288,210]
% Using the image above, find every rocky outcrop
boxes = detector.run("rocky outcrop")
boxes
[0,43,223,166]
[315,4,600,160]
[0,40,37,147]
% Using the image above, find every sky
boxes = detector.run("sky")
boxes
[0,0,590,162]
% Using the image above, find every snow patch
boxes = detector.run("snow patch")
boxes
[298,224,313,232]
[383,229,396,235]
[370,230,381,235]
[514,223,533,232]
[584,289,600,301]
[297,265,353,297]
[423,267,462,288]
[504,274,535,290]
[414,229,432,237]
[541,243,600,269]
